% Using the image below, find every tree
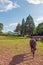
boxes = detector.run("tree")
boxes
[0,23,3,33]
[25,15,35,35]
[15,23,21,34]
[36,22,43,35]
[21,18,25,36]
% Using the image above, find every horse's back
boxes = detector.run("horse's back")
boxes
[30,39,36,48]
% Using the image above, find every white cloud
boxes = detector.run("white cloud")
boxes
[4,25,9,28]
[26,0,43,4]
[36,16,43,22]
[4,22,18,28]
[0,0,20,12]
[9,22,18,27]
[35,16,43,26]
[3,22,18,32]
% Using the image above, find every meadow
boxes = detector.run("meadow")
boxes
[0,36,43,65]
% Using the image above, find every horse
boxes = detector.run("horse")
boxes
[30,37,36,58]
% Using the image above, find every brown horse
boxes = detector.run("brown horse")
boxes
[30,37,36,58]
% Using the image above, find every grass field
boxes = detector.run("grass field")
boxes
[0,36,43,65]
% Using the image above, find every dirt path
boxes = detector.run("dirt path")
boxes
[0,49,43,65]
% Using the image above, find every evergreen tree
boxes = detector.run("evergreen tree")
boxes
[15,23,21,34]
[0,23,3,33]
[25,15,35,35]
[21,18,25,36]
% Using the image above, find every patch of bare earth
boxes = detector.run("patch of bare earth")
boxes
[0,48,43,65]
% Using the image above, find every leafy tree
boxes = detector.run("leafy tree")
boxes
[21,18,25,36]
[36,22,43,35]
[25,15,35,35]
[0,23,3,33]
[15,23,21,34]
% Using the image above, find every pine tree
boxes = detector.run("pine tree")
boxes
[25,15,35,35]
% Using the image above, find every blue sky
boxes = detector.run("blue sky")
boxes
[0,0,43,32]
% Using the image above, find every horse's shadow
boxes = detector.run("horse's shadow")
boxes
[9,53,32,65]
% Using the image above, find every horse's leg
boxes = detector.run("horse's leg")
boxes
[33,50,34,58]
[31,47,36,58]
[31,47,35,58]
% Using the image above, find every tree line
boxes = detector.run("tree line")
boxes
[0,14,43,36]
[15,15,43,36]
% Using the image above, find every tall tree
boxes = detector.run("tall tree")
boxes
[25,15,35,35]
[21,18,25,36]
[0,23,3,33]
[15,23,21,34]
[36,22,43,35]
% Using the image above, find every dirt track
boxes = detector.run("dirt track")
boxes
[0,49,43,65]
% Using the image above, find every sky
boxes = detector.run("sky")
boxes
[0,0,43,32]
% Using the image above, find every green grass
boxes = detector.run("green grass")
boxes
[37,41,43,54]
[0,36,43,55]
[0,36,30,55]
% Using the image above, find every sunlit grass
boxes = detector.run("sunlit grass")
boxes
[36,41,43,55]
[0,36,43,55]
